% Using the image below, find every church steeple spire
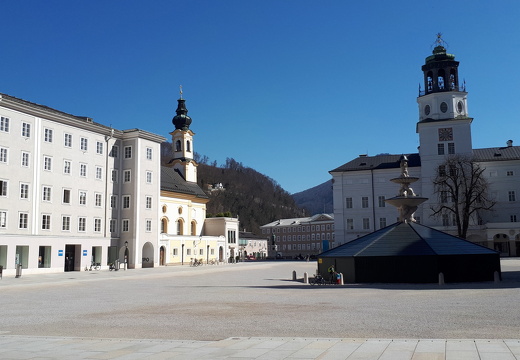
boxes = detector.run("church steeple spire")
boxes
[172,86,192,131]
[169,87,198,182]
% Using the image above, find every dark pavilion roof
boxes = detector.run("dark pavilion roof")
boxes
[319,221,497,258]
[160,166,208,199]
[329,153,421,173]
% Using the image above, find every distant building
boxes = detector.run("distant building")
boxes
[239,231,268,260]
[330,37,520,256]
[260,214,334,258]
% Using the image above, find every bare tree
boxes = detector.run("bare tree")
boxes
[430,154,495,239]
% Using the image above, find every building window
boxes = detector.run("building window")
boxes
[146,196,152,209]
[20,183,29,199]
[0,180,7,196]
[442,214,449,226]
[79,191,87,205]
[509,191,516,202]
[228,230,236,244]
[109,219,117,233]
[0,117,9,132]
[511,215,517,222]
[80,163,87,177]
[44,128,53,143]
[62,216,70,231]
[507,170,514,176]
[22,122,31,138]
[64,133,72,147]
[80,137,88,151]
[95,167,102,180]
[109,145,119,158]
[438,165,446,177]
[96,141,103,154]
[346,197,353,209]
[146,148,152,160]
[43,156,52,171]
[42,214,51,230]
[378,195,386,207]
[95,193,102,207]
[379,217,387,229]
[124,146,132,159]
[63,189,71,204]
[19,213,28,229]
[362,218,370,230]
[122,219,129,232]
[362,196,369,208]
[122,195,130,209]
[78,217,86,232]
[440,191,448,203]
[123,170,131,183]
[146,171,152,184]
[110,195,117,209]
[186,249,191,256]
[173,248,178,256]
[94,218,102,232]
[63,160,71,174]
[146,219,152,232]
[42,186,51,202]
[437,143,445,155]
[0,147,6,164]
[448,142,455,154]
[0,211,7,228]
[21,152,29,167]
[111,169,118,183]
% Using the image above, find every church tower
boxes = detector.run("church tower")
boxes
[416,34,474,225]
[169,89,198,182]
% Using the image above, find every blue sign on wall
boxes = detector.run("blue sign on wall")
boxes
[58,250,64,256]
[83,250,88,256]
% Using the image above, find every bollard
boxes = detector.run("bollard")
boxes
[303,272,308,284]
[339,273,344,285]
[438,272,444,285]
[15,264,22,278]
[292,270,297,281]
[494,271,500,283]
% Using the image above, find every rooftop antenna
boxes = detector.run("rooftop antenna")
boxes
[432,32,448,49]
[179,85,183,99]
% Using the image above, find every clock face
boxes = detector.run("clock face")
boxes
[424,105,431,116]
[457,101,463,114]
[438,127,453,141]
[440,102,448,113]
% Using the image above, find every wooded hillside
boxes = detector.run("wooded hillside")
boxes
[161,142,306,234]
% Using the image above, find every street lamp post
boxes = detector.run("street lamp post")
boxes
[124,241,128,271]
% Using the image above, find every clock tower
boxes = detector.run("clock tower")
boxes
[416,35,474,225]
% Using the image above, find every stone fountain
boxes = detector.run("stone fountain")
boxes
[384,155,427,223]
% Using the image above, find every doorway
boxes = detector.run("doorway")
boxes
[160,246,165,266]
[64,244,79,271]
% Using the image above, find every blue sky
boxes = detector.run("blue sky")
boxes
[2,1,520,194]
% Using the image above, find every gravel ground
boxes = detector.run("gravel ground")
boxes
[1,259,519,341]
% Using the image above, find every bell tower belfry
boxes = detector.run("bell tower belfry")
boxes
[169,87,198,182]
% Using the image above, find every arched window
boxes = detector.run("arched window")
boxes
[161,218,168,234]
[175,140,181,151]
[449,69,457,90]
[437,69,446,90]
[426,71,433,92]
[177,219,184,235]
[186,140,191,152]
[191,221,197,235]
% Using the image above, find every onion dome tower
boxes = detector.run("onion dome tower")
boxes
[169,86,198,182]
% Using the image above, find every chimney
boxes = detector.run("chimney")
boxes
[507,140,513,147]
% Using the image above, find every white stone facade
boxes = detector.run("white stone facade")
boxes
[0,93,164,275]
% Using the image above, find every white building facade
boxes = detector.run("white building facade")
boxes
[0,93,164,275]
[331,39,520,257]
